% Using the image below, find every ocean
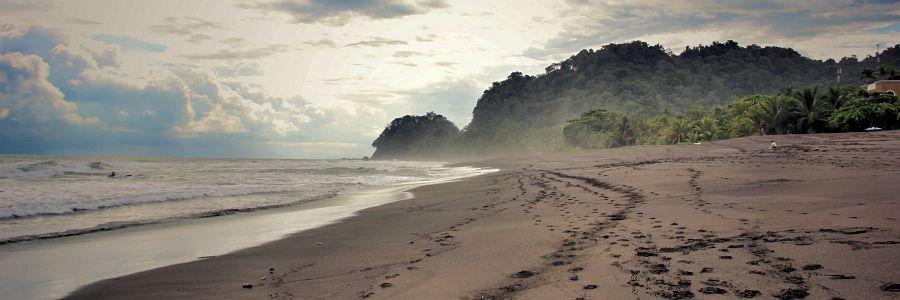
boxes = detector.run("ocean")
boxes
[0,155,489,244]
[0,155,495,299]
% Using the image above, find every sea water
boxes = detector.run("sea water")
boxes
[0,155,494,299]
[0,155,487,243]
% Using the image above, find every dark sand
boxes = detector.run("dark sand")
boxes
[68,131,900,299]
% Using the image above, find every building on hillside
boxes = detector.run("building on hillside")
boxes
[864,80,900,95]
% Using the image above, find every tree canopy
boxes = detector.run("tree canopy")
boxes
[372,41,900,159]
[562,87,899,150]
[462,41,900,154]
[371,112,460,160]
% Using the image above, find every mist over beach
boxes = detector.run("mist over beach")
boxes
[2,0,900,299]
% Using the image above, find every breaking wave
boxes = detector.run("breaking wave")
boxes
[0,156,494,243]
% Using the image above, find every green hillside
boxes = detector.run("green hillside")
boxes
[461,41,898,153]
[372,41,900,159]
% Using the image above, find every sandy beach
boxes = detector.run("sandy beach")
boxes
[68,131,900,299]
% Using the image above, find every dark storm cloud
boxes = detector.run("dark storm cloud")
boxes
[239,0,448,26]
[526,0,900,58]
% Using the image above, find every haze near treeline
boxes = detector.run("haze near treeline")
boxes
[1,0,898,159]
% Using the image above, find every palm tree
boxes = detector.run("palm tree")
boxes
[692,117,718,141]
[730,114,759,137]
[754,96,797,134]
[669,119,692,144]
[861,69,877,83]
[822,86,846,110]
[649,114,671,144]
[777,86,795,97]
[629,118,649,145]
[793,87,829,133]
[877,66,890,79]
[684,106,707,121]
[563,117,594,149]
[617,116,632,146]
[877,66,898,80]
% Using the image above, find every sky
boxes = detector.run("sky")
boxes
[0,0,898,159]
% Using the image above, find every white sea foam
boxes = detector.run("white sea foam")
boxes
[0,156,492,243]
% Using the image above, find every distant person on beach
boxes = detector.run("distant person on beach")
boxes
[108,171,116,177]
[768,140,777,151]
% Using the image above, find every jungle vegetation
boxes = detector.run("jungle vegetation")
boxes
[372,41,900,158]
[371,112,460,160]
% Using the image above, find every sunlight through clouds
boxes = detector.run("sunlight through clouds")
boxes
[0,0,897,158]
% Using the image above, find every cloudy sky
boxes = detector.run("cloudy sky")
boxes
[1,0,898,158]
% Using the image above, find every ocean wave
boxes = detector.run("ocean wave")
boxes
[0,192,339,246]
[289,166,428,177]
[0,220,162,246]
[0,186,344,220]
[0,157,491,245]
[87,161,113,170]
[297,167,382,175]
[0,160,113,179]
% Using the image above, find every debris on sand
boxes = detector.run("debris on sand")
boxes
[699,287,727,294]
[735,289,761,298]
[513,270,536,279]
[773,288,809,299]
[882,283,900,292]
[801,264,822,271]
[819,227,875,235]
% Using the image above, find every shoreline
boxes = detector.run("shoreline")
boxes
[67,131,900,299]
[0,157,478,244]
[0,171,490,300]
[0,192,342,246]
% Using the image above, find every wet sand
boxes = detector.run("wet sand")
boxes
[1,181,456,300]
[68,131,900,299]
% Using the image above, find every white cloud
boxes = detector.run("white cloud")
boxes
[0,24,386,157]
[174,104,247,136]
[149,16,227,37]
[215,62,264,77]
[0,0,53,12]
[185,44,290,60]
[91,45,120,67]
[0,52,98,125]
[1,0,898,158]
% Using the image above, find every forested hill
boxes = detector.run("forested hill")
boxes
[371,112,460,160]
[461,40,899,153]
